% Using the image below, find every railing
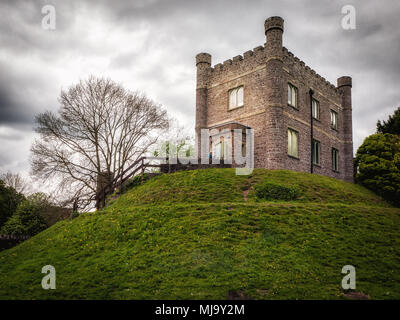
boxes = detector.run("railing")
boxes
[0,234,31,240]
[95,156,165,209]
[0,234,31,251]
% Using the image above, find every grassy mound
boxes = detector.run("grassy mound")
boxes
[114,169,390,206]
[0,169,399,299]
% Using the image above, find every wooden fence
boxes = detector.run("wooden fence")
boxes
[0,234,31,251]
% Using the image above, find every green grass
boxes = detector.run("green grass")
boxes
[114,169,390,206]
[0,169,399,299]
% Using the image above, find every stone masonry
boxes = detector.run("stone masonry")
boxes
[195,16,354,182]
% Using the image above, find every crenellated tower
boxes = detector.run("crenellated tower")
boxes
[195,53,211,156]
[264,16,285,169]
[337,76,354,182]
[193,17,355,182]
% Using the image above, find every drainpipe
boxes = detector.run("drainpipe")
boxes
[309,89,314,174]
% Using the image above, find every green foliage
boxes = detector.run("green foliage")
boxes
[71,211,79,219]
[355,133,400,206]
[377,106,400,135]
[254,182,300,201]
[0,169,399,299]
[0,180,25,228]
[1,193,49,236]
[123,173,149,190]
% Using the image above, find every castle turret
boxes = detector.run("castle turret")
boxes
[195,53,211,158]
[337,76,354,182]
[264,17,285,169]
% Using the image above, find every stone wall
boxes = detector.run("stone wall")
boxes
[282,47,349,181]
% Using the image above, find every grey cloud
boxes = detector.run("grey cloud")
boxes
[0,78,36,125]
[0,0,399,174]
[0,61,56,125]
[0,153,10,167]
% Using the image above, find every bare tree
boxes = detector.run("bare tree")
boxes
[0,171,28,195]
[31,76,169,210]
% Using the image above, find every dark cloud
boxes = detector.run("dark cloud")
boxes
[0,85,32,125]
[0,0,399,174]
[0,61,56,125]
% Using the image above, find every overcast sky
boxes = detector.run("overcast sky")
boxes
[1,0,399,179]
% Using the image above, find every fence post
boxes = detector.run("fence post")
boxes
[141,158,144,183]
[119,172,123,194]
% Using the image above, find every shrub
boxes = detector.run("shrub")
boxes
[376,106,400,135]
[355,133,400,206]
[71,211,79,219]
[0,193,49,236]
[0,180,25,228]
[123,173,149,191]
[255,182,300,201]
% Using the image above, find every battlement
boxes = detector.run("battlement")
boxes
[209,45,266,76]
[205,44,341,99]
[264,16,284,33]
[282,47,340,96]
[337,76,352,88]
[196,52,211,66]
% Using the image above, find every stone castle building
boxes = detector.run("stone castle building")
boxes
[195,16,354,182]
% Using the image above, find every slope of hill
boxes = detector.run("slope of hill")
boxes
[0,169,399,299]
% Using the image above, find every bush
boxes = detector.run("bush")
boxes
[70,211,79,219]
[377,106,400,135]
[123,173,149,191]
[0,180,25,228]
[255,182,300,201]
[0,193,49,236]
[355,133,400,206]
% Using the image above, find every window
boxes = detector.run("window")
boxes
[330,110,338,130]
[288,128,299,158]
[229,86,244,109]
[312,139,320,165]
[332,148,339,172]
[312,98,320,120]
[288,83,298,108]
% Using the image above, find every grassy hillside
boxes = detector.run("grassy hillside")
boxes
[0,169,399,299]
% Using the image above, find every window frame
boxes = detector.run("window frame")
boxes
[288,128,299,159]
[312,139,321,166]
[332,148,339,172]
[228,86,244,110]
[312,98,320,120]
[330,109,338,130]
[288,83,298,109]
